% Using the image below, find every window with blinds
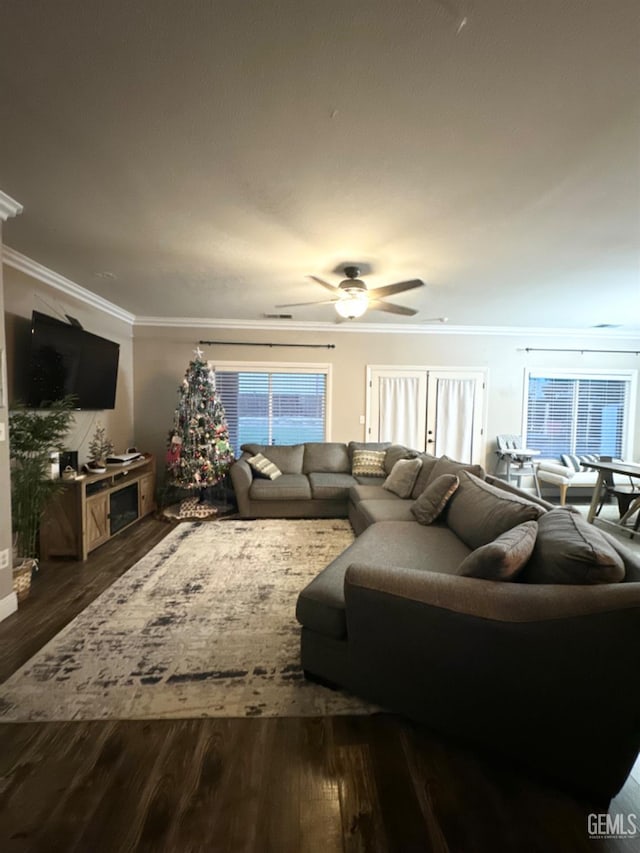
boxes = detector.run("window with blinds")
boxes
[214,368,328,455]
[525,372,633,458]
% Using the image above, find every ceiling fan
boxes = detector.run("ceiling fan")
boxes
[276,265,426,320]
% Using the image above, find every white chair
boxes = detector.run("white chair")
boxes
[495,435,541,496]
[537,455,622,506]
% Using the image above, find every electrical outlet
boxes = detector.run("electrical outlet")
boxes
[359,415,365,425]
[0,548,9,571]
[0,421,5,442]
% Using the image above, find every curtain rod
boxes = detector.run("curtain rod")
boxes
[519,348,640,355]
[199,340,335,350]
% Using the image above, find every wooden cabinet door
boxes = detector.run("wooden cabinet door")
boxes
[85,492,110,554]
[139,473,155,517]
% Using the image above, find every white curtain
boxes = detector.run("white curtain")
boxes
[379,376,420,447]
[434,378,476,461]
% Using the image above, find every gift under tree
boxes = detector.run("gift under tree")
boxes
[166,348,234,504]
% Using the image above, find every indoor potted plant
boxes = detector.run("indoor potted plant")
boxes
[8,396,75,596]
[87,423,114,472]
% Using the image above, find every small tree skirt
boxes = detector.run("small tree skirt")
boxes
[162,498,219,521]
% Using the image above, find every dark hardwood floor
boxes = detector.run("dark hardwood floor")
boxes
[0,517,638,852]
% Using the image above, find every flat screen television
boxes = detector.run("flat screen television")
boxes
[27,311,120,410]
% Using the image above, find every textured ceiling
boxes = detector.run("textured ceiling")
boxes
[1,0,639,329]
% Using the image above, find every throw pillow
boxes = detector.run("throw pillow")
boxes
[410,453,439,498]
[578,453,599,471]
[522,509,625,584]
[351,449,387,477]
[242,443,304,474]
[426,455,486,487]
[247,453,282,481]
[561,453,581,472]
[457,521,538,581]
[351,450,387,477]
[446,471,545,550]
[348,441,391,462]
[382,457,423,498]
[411,474,459,525]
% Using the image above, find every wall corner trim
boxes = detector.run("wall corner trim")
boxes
[0,590,18,623]
[0,192,23,222]
[2,246,136,325]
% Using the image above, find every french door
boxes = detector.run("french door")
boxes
[367,367,486,464]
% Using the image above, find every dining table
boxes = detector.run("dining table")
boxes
[585,459,640,539]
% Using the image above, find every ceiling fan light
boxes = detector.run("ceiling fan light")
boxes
[335,293,368,319]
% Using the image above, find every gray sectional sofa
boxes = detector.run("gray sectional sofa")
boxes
[230,442,640,802]
[229,441,394,518]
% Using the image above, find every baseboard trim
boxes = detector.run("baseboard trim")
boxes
[0,590,18,622]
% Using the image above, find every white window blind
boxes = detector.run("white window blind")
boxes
[525,373,632,458]
[214,368,327,455]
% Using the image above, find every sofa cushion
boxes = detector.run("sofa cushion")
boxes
[523,510,625,584]
[352,449,387,477]
[296,521,471,639]
[457,520,538,581]
[598,530,640,583]
[446,471,545,549]
[484,475,555,511]
[349,484,402,504]
[410,453,439,498]
[384,444,417,474]
[356,499,418,526]
[382,457,423,498]
[426,455,486,487]
[247,453,282,480]
[308,472,358,500]
[411,474,460,525]
[303,442,350,474]
[241,444,304,474]
[354,475,387,486]
[249,473,312,501]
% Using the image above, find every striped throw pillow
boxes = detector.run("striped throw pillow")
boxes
[561,453,581,472]
[352,449,387,477]
[248,453,282,480]
[578,453,600,471]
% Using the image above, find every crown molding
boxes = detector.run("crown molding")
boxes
[2,246,135,325]
[0,192,23,222]
[1,246,637,342]
[134,314,640,341]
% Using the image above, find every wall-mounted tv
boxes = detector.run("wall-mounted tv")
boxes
[27,311,120,410]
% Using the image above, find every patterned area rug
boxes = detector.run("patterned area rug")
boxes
[0,520,377,721]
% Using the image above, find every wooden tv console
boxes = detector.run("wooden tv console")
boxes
[40,454,156,561]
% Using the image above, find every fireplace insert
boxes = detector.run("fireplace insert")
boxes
[110,483,139,535]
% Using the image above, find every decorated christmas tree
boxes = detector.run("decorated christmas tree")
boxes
[166,349,234,499]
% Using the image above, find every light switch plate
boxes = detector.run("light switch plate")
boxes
[0,548,9,571]
[0,421,5,442]
[359,415,365,425]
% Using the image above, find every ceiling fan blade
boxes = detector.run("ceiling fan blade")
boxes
[275,298,340,308]
[367,279,424,299]
[308,275,340,292]
[369,300,418,316]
